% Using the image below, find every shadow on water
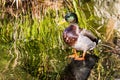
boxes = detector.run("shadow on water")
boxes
[60,54,99,80]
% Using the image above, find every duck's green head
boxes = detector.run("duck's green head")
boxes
[65,12,78,23]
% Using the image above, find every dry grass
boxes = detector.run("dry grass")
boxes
[0,0,120,80]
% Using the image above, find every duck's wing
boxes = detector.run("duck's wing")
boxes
[80,29,98,44]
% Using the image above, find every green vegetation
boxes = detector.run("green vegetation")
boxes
[0,0,120,80]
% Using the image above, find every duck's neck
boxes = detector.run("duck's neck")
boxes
[70,23,80,34]
[70,23,79,26]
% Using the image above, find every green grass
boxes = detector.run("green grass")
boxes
[0,0,120,80]
[0,7,69,79]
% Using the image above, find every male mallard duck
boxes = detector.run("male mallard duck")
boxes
[63,12,98,60]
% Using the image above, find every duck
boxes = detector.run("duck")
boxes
[63,12,98,60]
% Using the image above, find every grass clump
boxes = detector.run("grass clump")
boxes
[0,0,120,80]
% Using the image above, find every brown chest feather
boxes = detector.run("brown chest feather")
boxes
[63,34,78,46]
